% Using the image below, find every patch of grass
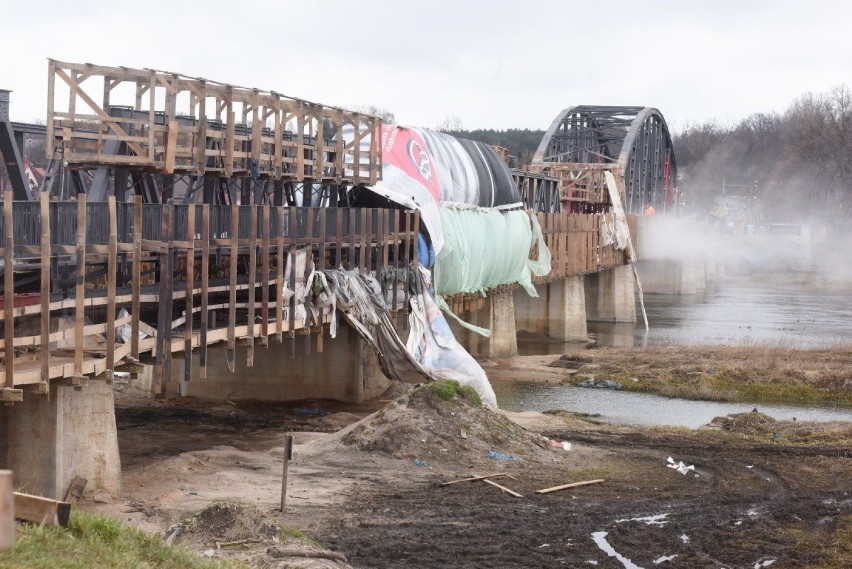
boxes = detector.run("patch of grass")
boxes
[0,511,243,569]
[280,528,323,549]
[425,379,482,407]
[788,514,852,568]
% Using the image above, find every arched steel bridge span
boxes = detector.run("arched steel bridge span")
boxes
[532,105,677,214]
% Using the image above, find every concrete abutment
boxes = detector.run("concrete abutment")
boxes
[585,265,637,323]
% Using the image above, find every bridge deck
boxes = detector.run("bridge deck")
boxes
[0,194,631,396]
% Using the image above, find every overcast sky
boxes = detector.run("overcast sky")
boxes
[2,0,850,132]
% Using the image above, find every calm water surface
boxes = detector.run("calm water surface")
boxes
[508,277,852,426]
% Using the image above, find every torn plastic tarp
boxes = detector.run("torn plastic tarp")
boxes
[322,267,498,408]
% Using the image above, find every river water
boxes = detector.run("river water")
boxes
[504,277,852,427]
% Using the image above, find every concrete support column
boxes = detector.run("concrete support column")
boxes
[0,381,122,500]
[547,276,588,341]
[138,320,391,404]
[637,258,709,295]
[587,264,636,323]
[451,290,519,357]
[513,278,587,342]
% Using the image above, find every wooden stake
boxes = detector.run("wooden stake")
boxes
[0,470,12,549]
[280,434,294,512]
[482,478,523,498]
[535,479,605,495]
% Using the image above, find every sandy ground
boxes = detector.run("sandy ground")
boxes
[87,355,852,568]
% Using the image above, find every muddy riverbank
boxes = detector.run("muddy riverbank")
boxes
[83,364,852,568]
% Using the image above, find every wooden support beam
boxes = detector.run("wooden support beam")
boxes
[183,203,195,389]
[261,205,270,345]
[0,471,12,549]
[246,203,257,366]
[200,204,209,378]
[227,202,238,372]
[316,208,326,353]
[288,210,296,359]
[3,192,14,388]
[105,196,117,379]
[39,193,51,385]
[73,194,87,382]
[131,196,142,360]
[13,492,71,527]
[275,206,285,342]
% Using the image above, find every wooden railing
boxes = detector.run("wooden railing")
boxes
[0,192,418,393]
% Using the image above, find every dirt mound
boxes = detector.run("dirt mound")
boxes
[166,501,351,568]
[332,380,558,466]
[705,410,852,446]
[708,410,777,434]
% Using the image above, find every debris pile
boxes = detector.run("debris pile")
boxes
[331,380,558,466]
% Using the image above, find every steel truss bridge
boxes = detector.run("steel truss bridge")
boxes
[531,105,677,214]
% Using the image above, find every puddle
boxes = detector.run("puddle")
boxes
[591,531,644,569]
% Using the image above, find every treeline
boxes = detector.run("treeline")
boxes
[440,128,545,167]
[673,85,852,227]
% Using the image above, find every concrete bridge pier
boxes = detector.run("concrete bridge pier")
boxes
[636,258,709,295]
[451,290,518,358]
[145,320,392,404]
[585,264,637,322]
[0,381,122,500]
[514,277,588,342]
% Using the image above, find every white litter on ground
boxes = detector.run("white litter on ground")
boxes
[754,560,776,568]
[653,554,678,564]
[591,531,644,569]
[679,534,690,543]
[616,513,669,526]
[666,456,695,475]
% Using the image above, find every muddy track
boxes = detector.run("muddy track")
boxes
[313,432,851,569]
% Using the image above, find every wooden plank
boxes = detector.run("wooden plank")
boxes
[364,208,372,273]
[440,473,511,487]
[105,196,117,377]
[412,210,420,275]
[482,478,523,498]
[73,194,87,381]
[391,210,399,313]
[183,203,195,389]
[316,208,326,353]
[376,209,385,279]
[227,203,238,372]
[335,207,343,269]
[246,203,257,366]
[261,205,270,344]
[535,479,605,495]
[0,470,11,549]
[153,203,170,395]
[348,208,356,269]
[199,204,209,378]
[63,476,87,504]
[359,208,367,272]
[3,192,13,388]
[40,193,51,384]
[13,492,71,527]
[288,209,296,358]
[131,196,142,360]
[275,206,284,342]
[402,211,411,313]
